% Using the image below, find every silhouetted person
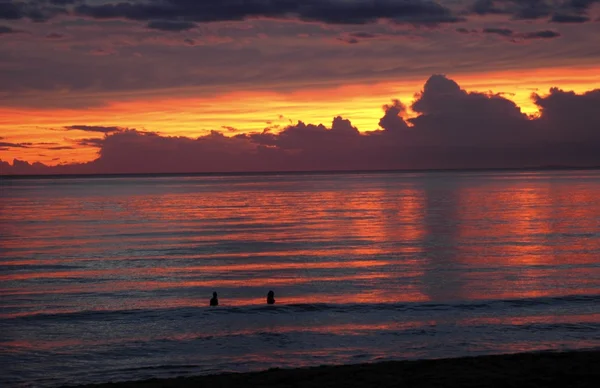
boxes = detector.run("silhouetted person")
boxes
[210,292,218,306]
[267,290,275,305]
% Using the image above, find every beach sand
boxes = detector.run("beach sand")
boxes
[76,350,599,388]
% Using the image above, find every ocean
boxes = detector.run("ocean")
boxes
[1,170,599,387]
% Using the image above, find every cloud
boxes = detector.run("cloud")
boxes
[532,87,600,144]
[3,0,597,27]
[146,20,197,32]
[0,0,69,22]
[46,32,65,39]
[479,27,561,40]
[483,27,514,37]
[468,0,599,22]
[74,0,461,26]
[0,26,16,35]
[551,13,590,22]
[349,32,380,39]
[0,25,20,34]
[0,141,30,148]
[3,75,600,175]
[64,125,123,133]
[521,30,560,39]
[338,31,386,44]
[75,137,105,147]
[0,140,79,151]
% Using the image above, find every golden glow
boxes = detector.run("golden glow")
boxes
[1,66,600,166]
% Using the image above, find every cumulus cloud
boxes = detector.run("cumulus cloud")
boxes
[2,75,600,175]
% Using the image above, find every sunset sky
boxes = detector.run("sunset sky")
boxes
[1,0,600,174]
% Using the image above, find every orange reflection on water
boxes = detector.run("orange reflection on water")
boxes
[453,173,600,301]
[0,260,396,282]
[2,172,599,314]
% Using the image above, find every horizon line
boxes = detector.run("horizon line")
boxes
[2,165,599,180]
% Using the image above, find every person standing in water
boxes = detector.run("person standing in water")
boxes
[210,292,218,306]
[267,290,275,305]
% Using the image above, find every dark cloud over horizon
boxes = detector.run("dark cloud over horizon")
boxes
[2,75,600,175]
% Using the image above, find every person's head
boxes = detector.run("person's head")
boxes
[213,292,217,297]
[268,290,274,297]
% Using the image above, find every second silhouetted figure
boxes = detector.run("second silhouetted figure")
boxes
[267,290,275,305]
[210,292,218,306]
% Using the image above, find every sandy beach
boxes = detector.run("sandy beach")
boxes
[75,349,599,388]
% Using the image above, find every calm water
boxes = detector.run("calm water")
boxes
[1,170,600,387]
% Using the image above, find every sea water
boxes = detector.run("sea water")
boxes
[1,170,599,387]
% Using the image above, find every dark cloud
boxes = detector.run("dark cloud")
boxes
[0,0,69,22]
[483,27,514,36]
[338,31,384,43]
[338,37,359,44]
[0,140,80,150]
[146,20,197,32]
[0,25,20,34]
[3,75,600,175]
[74,0,461,26]
[481,27,560,40]
[407,75,530,147]
[64,125,123,133]
[0,141,30,148]
[221,126,238,133]
[378,100,410,132]
[532,87,600,144]
[75,137,105,147]
[551,13,590,22]
[45,32,65,39]
[521,30,560,39]
[349,32,381,39]
[468,0,599,22]
[470,0,552,19]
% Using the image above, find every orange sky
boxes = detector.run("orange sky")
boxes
[1,65,600,166]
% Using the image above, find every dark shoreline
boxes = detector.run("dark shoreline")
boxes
[72,349,600,388]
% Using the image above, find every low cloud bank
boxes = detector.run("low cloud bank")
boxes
[2,75,600,175]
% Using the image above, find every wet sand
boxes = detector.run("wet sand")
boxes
[75,349,599,388]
